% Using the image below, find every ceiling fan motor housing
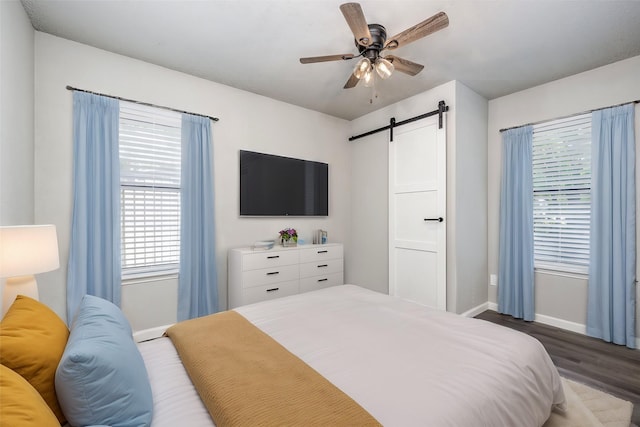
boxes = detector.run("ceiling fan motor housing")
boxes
[357,24,387,61]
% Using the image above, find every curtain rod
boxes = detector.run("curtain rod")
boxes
[65,85,219,122]
[499,99,640,133]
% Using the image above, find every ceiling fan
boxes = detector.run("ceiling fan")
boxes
[300,3,449,89]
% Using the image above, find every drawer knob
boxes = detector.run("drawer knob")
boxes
[318,278,328,282]
[266,271,280,276]
[318,264,328,268]
[266,287,279,292]
[267,255,280,259]
[317,250,328,254]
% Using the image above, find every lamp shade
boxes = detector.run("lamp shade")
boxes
[0,225,60,277]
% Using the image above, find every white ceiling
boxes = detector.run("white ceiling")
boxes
[21,0,640,121]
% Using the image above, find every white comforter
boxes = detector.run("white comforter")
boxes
[140,285,566,427]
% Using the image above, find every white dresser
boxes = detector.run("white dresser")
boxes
[228,243,343,308]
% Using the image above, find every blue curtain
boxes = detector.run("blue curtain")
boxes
[178,114,218,321]
[498,126,535,321]
[67,92,120,322]
[587,104,636,348]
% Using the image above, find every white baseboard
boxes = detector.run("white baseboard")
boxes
[486,302,639,350]
[534,313,586,335]
[487,302,586,333]
[133,324,173,343]
[461,302,489,318]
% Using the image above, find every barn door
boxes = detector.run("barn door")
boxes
[389,115,446,310]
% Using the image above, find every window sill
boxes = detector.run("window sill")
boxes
[121,272,179,286]
[534,267,588,281]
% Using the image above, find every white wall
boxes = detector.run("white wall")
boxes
[0,0,34,225]
[348,81,488,314]
[34,33,351,327]
[0,0,36,316]
[452,82,488,313]
[487,55,640,336]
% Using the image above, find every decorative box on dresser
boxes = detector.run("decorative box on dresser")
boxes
[228,243,344,308]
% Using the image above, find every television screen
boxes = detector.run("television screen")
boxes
[240,150,328,216]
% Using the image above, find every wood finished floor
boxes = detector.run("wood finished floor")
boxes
[475,310,640,426]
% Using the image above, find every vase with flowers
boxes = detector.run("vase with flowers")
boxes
[279,228,298,247]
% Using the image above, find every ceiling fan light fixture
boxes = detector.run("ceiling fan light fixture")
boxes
[354,57,372,79]
[375,57,394,79]
[363,67,375,87]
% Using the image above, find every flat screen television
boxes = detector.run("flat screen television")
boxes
[240,150,328,216]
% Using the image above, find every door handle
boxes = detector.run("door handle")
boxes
[424,217,444,222]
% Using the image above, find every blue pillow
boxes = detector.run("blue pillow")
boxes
[55,295,153,427]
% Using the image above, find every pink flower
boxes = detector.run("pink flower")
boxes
[279,228,298,241]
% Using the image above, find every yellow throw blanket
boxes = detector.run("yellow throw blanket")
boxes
[165,311,381,427]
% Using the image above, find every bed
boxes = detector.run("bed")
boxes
[0,285,566,426]
[138,285,566,427]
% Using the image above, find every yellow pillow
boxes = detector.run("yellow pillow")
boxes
[0,295,69,423]
[0,364,60,426]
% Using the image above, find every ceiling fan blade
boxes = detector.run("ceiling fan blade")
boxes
[344,73,360,89]
[339,3,372,46]
[384,11,449,50]
[385,55,424,76]
[300,54,355,64]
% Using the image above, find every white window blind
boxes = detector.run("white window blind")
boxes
[532,113,591,274]
[119,101,182,278]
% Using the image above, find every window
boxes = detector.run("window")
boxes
[119,101,182,279]
[532,113,591,274]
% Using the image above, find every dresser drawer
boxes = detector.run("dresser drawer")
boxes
[299,272,343,293]
[242,264,298,288]
[242,250,299,271]
[299,245,343,263]
[242,280,299,305]
[299,258,343,278]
